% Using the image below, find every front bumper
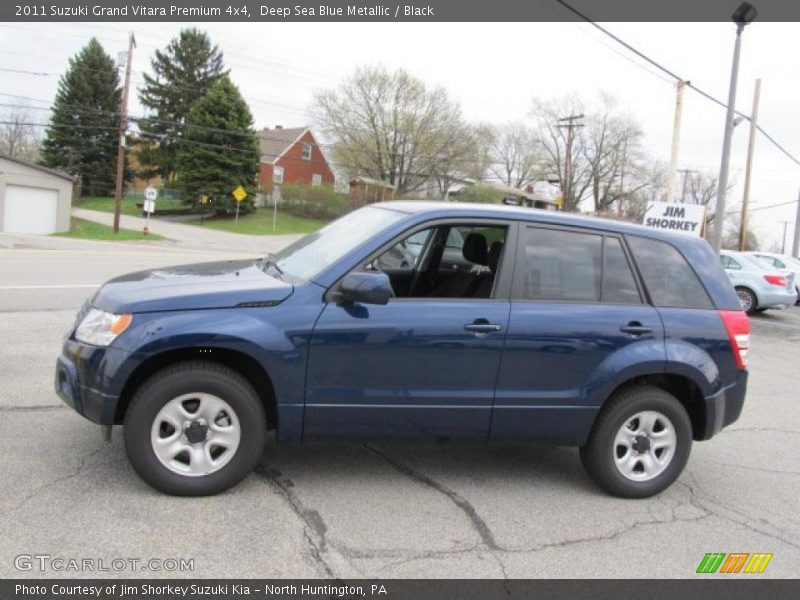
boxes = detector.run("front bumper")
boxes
[700,369,748,440]
[55,339,132,425]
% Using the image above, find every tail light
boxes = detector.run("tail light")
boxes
[719,310,751,369]
[763,274,787,287]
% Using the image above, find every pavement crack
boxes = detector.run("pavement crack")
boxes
[724,427,800,436]
[0,404,69,412]
[363,445,499,550]
[252,464,336,577]
[4,446,102,514]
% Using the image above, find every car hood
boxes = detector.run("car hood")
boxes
[92,259,293,314]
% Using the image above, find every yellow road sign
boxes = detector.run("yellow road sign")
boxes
[232,186,247,202]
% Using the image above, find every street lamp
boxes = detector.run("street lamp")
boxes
[711,2,757,252]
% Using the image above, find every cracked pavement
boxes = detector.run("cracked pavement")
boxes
[1,242,799,578]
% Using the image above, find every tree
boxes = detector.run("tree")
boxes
[40,38,120,196]
[313,66,469,196]
[681,170,735,240]
[722,210,759,251]
[176,75,259,214]
[138,28,227,181]
[0,106,40,160]
[530,93,643,213]
[491,122,542,188]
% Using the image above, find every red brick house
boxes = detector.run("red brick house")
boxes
[257,126,335,188]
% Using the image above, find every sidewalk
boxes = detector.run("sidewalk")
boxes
[71,208,302,254]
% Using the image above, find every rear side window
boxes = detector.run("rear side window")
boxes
[627,236,713,309]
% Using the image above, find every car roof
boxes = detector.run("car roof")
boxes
[378,200,709,247]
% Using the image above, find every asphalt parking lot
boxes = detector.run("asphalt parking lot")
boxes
[1,242,799,579]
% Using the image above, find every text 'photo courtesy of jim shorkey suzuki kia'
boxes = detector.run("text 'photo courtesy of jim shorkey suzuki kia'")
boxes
[55,202,750,498]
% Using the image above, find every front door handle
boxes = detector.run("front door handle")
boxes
[620,321,653,336]
[464,319,503,335]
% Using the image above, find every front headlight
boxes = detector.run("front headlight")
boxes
[74,308,132,346]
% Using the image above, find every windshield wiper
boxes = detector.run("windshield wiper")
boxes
[260,254,284,276]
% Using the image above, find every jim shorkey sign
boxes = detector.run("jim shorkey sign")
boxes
[642,201,706,236]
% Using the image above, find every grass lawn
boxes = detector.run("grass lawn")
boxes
[186,208,326,235]
[55,218,166,241]
[76,195,185,216]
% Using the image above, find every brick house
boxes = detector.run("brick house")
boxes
[257,126,335,188]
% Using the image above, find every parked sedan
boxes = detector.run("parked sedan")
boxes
[720,250,796,314]
[746,251,800,305]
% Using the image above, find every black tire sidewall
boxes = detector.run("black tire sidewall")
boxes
[124,364,266,496]
[582,386,692,498]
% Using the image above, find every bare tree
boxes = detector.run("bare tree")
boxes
[530,94,592,211]
[682,170,735,239]
[312,66,469,196]
[0,106,40,160]
[461,122,496,182]
[617,159,668,223]
[491,122,541,188]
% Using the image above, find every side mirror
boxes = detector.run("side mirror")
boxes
[338,271,392,305]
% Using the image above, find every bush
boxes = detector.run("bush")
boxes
[279,183,350,220]
[452,184,504,204]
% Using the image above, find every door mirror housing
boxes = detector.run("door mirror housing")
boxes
[338,271,392,305]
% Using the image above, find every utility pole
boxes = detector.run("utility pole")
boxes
[557,114,584,211]
[792,189,800,258]
[738,79,761,251]
[667,81,689,204]
[112,32,135,234]
[678,168,698,203]
[780,220,790,254]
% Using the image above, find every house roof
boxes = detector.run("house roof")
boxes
[258,127,309,165]
[349,176,396,189]
[0,154,76,182]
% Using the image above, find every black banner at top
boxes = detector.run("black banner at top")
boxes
[2,0,800,22]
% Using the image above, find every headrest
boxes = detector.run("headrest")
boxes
[462,233,488,266]
[488,241,503,273]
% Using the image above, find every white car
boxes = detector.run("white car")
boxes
[719,250,797,314]
[746,251,800,305]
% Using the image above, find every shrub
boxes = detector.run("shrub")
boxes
[279,183,350,220]
[452,184,505,204]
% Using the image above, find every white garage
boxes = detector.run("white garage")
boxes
[0,156,73,235]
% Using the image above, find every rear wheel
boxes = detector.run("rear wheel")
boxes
[124,361,266,496]
[580,385,692,498]
[735,286,757,314]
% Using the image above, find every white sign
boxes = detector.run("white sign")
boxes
[143,199,155,214]
[144,186,158,201]
[642,202,705,237]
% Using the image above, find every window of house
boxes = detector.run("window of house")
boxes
[302,143,312,160]
[312,173,322,186]
[273,165,284,184]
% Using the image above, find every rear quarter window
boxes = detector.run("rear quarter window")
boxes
[627,236,713,309]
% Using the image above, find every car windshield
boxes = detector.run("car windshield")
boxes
[273,206,406,281]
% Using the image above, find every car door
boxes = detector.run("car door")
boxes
[304,219,516,442]
[491,225,665,444]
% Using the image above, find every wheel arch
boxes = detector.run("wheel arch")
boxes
[115,347,277,430]
[733,284,758,311]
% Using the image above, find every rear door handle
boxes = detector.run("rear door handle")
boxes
[620,322,653,336]
[464,319,503,335]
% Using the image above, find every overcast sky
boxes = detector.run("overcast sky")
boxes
[1,18,798,250]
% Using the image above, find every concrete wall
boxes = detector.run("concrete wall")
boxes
[0,157,73,233]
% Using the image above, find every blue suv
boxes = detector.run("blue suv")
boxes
[56,202,750,498]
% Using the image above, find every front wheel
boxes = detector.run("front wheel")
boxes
[124,361,267,496]
[580,385,692,498]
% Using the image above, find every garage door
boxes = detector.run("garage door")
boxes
[3,184,59,234]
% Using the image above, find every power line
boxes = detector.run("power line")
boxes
[554,0,800,169]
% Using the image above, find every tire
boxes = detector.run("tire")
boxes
[580,385,692,498]
[124,361,267,496]
[735,286,757,315]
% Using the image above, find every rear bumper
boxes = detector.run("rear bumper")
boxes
[757,288,796,309]
[700,369,748,440]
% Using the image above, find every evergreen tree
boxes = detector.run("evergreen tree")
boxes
[177,75,259,214]
[138,28,226,181]
[41,38,120,196]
